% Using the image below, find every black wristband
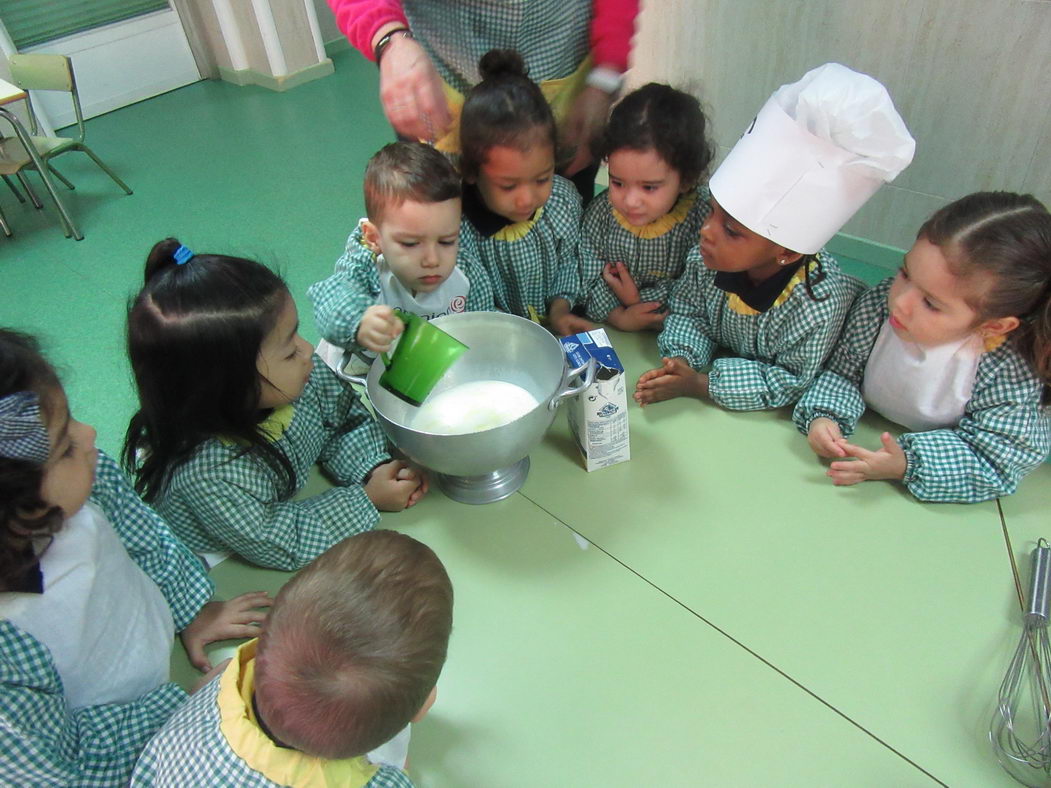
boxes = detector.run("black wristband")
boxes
[374,28,412,65]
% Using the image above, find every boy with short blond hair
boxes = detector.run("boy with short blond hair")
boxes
[309,142,495,376]
[131,530,453,787]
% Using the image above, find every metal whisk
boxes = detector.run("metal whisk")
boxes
[992,539,1051,786]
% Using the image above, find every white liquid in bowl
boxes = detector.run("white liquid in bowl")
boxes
[412,380,539,435]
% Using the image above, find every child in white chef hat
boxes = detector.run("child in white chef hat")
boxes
[635,63,915,411]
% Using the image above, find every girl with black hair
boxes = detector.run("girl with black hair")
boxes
[636,64,914,411]
[581,83,715,332]
[459,49,597,337]
[795,192,1051,503]
[0,328,268,785]
[124,239,425,572]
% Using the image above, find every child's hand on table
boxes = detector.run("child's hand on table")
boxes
[634,357,708,404]
[180,591,273,672]
[366,459,428,511]
[547,298,595,337]
[191,659,231,694]
[807,417,847,458]
[827,432,907,486]
[607,302,666,332]
[357,305,404,354]
[602,261,641,305]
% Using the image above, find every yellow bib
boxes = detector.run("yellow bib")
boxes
[218,640,380,788]
[433,57,592,155]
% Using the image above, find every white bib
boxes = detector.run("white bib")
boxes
[0,502,175,708]
[862,320,982,432]
[377,255,470,320]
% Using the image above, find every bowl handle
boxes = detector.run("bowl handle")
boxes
[548,357,597,410]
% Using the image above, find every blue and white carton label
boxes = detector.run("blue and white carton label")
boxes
[559,329,630,471]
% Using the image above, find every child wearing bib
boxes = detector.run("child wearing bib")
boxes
[795,192,1051,502]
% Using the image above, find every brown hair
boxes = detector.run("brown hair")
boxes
[459,49,557,180]
[919,192,1051,383]
[364,141,461,224]
[0,329,64,591]
[254,530,453,758]
[598,83,714,190]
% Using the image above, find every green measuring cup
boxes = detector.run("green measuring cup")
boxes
[379,310,469,406]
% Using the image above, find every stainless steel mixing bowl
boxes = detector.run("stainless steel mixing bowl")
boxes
[352,311,594,503]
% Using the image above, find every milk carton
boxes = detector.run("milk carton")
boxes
[559,329,630,471]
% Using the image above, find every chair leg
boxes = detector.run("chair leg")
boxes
[16,172,42,209]
[0,204,11,237]
[47,163,75,190]
[79,146,133,195]
[3,175,26,203]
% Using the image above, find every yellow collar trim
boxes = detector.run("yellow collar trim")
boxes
[219,404,294,447]
[983,332,1007,353]
[492,206,545,242]
[726,262,812,317]
[611,192,697,239]
[218,641,379,788]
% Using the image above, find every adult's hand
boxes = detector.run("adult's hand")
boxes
[378,34,451,141]
[562,85,613,176]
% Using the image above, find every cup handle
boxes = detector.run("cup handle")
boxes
[548,357,597,410]
[381,309,413,368]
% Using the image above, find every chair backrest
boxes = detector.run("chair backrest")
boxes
[7,54,74,92]
[5,54,84,142]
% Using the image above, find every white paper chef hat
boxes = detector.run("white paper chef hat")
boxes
[708,62,916,254]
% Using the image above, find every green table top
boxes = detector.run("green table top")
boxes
[170,326,1042,787]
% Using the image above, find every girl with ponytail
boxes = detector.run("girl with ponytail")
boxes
[124,239,425,571]
[795,192,1051,503]
[458,49,597,336]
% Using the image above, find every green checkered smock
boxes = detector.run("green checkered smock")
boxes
[403,0,591,94]
[582,186,711,321]
[155,360,390,571]
[131,664,415,788]
[793,278,1051,502]
[0,452,214,787]
[466,175,597,319]
[308,222,496,353]
[657,248,864,410]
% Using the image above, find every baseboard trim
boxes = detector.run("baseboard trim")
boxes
[324,37,352,57]
[218,59,334,92]
[827,232,905,272]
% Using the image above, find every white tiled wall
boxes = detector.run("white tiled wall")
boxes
[628,0,1051,249]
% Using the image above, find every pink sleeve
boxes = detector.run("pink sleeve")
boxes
[327,0,409,61]
[589,0,639,72]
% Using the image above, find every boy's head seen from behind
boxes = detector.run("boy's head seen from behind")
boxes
[254,529,453,759]
[362,142,463,294]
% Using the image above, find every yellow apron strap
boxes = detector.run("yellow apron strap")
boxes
[432,56,593,156]
[526,305,546,325]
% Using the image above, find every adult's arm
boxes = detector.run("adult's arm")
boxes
[327,0,449,140]
[563,0,640,174]
[327,0,407,60]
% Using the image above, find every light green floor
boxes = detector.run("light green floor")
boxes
[5,51,1047,787]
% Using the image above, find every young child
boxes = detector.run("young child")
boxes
[794,192,1051,503]
[0,329,268,785]
[459,48,596,336]
[124,239,426,572]
[582,83,715,332]
[309,141,495,376]
[131,529,453,788]
[635,63,915,411]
